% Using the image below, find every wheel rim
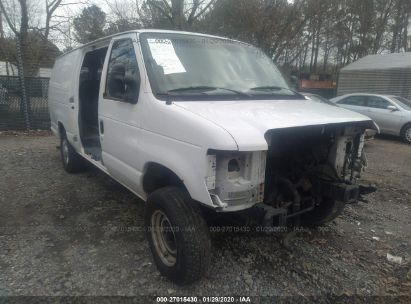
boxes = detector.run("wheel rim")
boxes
[405,127,411,142]
[151,210,177,267]
[62,139,69,165]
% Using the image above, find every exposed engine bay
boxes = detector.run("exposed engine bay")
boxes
[208,123,375,226]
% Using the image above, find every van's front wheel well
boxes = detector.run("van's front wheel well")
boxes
[143,163,185,195]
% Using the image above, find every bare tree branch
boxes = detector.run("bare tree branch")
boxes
[147,0,172,23]
[190,0,215,22]
[0,0,18,35]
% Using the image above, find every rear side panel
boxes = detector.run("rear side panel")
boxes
[48,50,82,150]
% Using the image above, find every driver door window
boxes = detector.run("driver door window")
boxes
[105,39,140,103]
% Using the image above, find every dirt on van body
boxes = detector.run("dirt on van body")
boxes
[0,133,410,301]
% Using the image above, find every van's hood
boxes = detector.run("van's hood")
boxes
[174,99,377,151]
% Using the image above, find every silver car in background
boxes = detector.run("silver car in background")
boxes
[331,93,411,144]
[302,92,377,139]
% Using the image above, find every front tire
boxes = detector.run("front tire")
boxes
[401,123,411,144]
[145,187,211,285]
[301,198,345,226]
[60,133,86,173]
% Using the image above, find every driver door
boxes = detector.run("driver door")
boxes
[99,34,145,196]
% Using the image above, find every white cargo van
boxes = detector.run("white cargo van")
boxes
[49,30,378,284]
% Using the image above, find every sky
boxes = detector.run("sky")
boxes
[1,0,113,49]
[49,0,110,49]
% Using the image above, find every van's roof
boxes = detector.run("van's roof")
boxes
[59,29,247,58]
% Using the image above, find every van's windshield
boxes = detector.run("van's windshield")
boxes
[140,33,302,101]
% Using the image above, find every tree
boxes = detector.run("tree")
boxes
[44,0,64,41]
[104,0,142,34]
[0,0,63,75]
[144,0,217,30]
[390,0,411,53]
[0,0,66,129]
[202,0,310,64]
[73,4,106,44]
[0,0,31,128]
[0,32,60,73]
[372,0,395,53]
[139,0,171,28]
[103,0,410,74]
[0,8,4,38]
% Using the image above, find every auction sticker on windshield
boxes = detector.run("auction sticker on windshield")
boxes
[147,38,186,75]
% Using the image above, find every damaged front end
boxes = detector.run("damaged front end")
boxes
[208,122,377,227]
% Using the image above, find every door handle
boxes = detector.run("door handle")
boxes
[100,120,104,134]
[69,97,75,109]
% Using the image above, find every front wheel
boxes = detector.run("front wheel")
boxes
[401,124,411,144]
[301,198,345,226]
[145,187,211,285]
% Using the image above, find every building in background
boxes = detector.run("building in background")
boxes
[37,68,52,78]
[337,52,411,99]
[0,61,18,76]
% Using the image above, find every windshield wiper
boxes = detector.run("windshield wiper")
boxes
[250,86,291,91]
[249,86,305,98]
[166,86,216,93]
[165,86,250,97]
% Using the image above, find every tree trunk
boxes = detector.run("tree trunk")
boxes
[402,12,409,51]
[171,0,185,30]
[0,11,3,38]
[302,41,308,71]
[309,27,315,73]
[391,27,399,53]
[313,28,321,73]
[390,0,403,53]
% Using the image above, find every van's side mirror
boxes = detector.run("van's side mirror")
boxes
[124,73,140,104]
[387,105,399,111]
[107,63,140,104]
[108,63,126,100]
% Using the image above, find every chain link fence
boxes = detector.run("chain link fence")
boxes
[0,76,50,131]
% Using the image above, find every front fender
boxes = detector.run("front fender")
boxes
[139,128,214,207]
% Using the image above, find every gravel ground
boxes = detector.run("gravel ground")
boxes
[0,133,410,301]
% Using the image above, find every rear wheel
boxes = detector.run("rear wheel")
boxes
[60,132,86,173]
[301,198,345,226]
[400,123,411,144]
[145,187,211,285]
